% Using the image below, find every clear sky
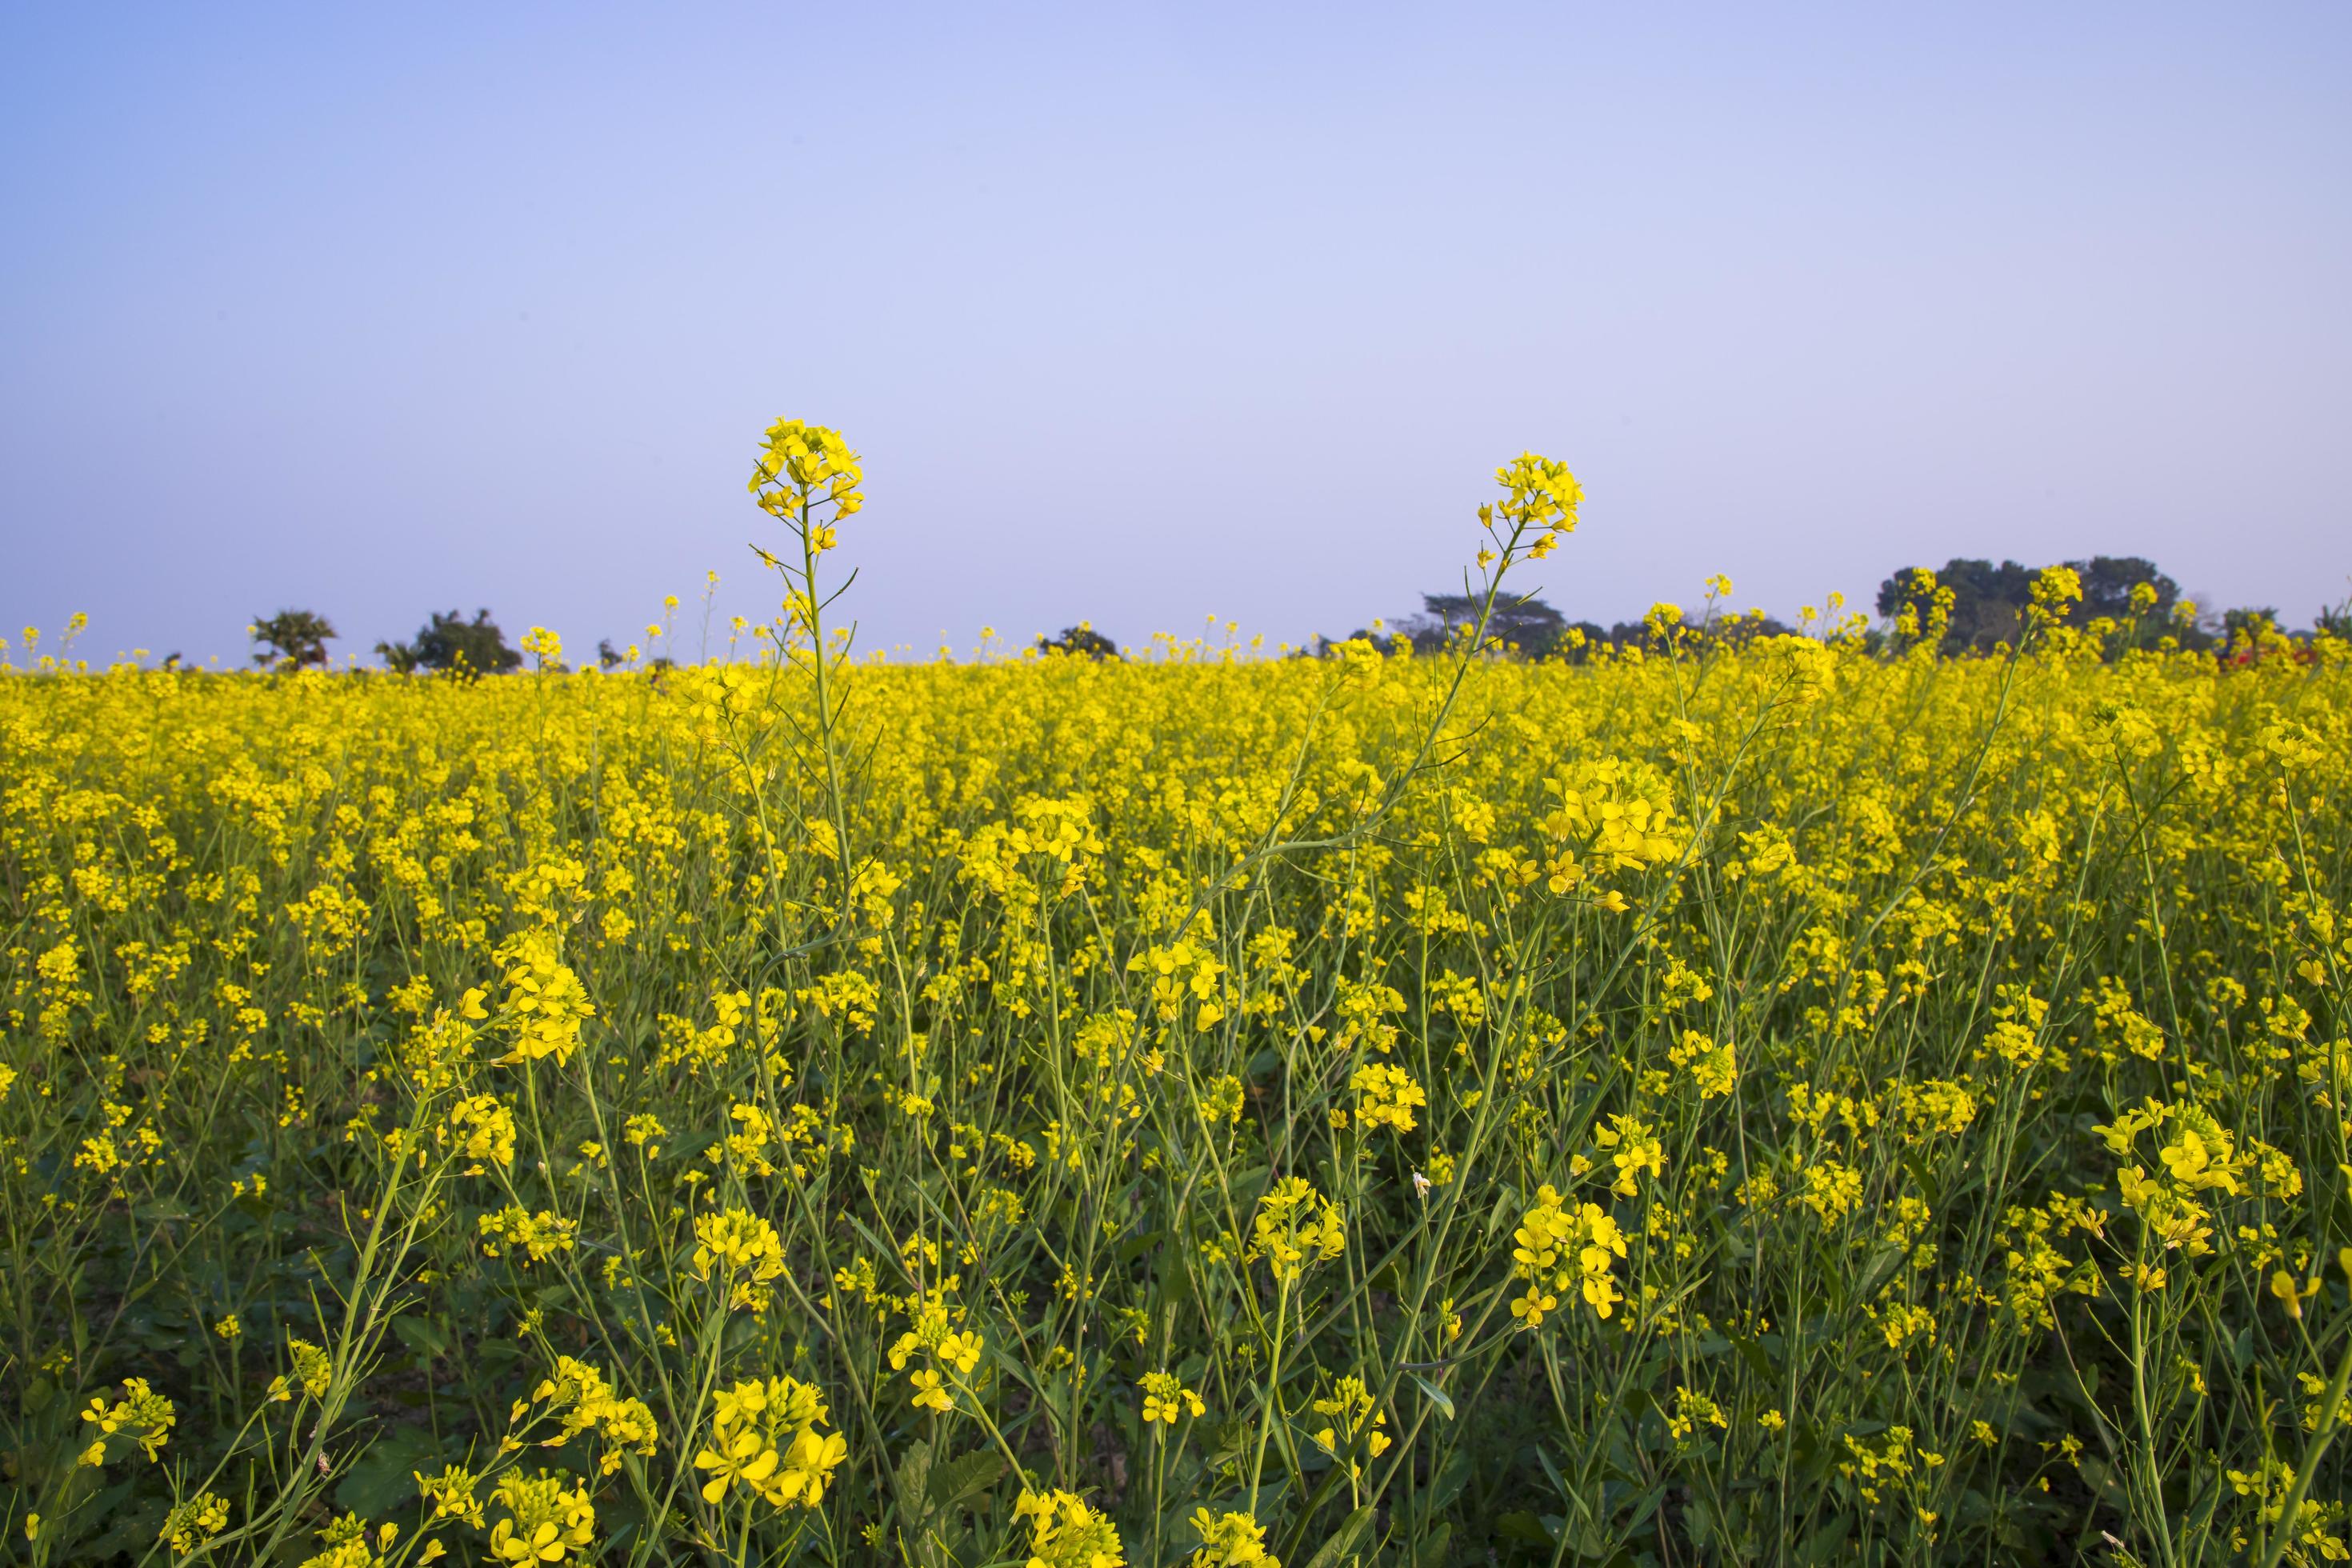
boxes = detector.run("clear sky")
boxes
[4,2,2346,664]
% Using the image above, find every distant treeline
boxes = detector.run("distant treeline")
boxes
[1302,554,2347,662]
[234,556,2343,673]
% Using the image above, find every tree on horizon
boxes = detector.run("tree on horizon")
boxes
[1037,622,1120,659]
[250,609,337,670]
[376,609,522,675]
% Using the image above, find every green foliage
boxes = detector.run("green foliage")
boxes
[249,609,337,670]
[375,608,522,676]
[1406,594,1569,658]
[1877,557,2199,654]
[2317,591,2352,642]
[1037,623,1120,659]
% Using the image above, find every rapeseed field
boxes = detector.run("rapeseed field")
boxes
[3,424,2348,1566]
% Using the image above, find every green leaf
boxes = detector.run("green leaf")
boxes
[1851,1242,1908,1305]
[1727,1332,1777,1383]
[1409,1370,1456,1420]
[926,1448,1006,1511]
[1497,1510,1554,1546]
[473,1338,522,1370]
[1227,1163,1274,1206]
[74,1481,151,1563]
[1794,1514,1851,1565]
[1425,1447,1472,1513]
[895,1436,933,1518]
[1299,1506,1375,1568]
[336,1425,445,1518]
[393,1316,452,1361]
[1485,1183,1525,1243]
[1411,1521,1453,1568]
[1112,1227,1168,1267]
[2078,1454,2127,1501]
[1620,1484,1667,1534]
[1534,1445,1570,1505]
[1682,1495,1716,1550]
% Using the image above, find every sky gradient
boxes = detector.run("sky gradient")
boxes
[4,2,2347,665]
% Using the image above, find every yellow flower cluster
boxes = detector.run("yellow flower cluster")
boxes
[690,1206,786,1311]
[1309,1374,1392,1476]
[1509,1185,1628,1326]
[78,1377,175,1466]
[294,1514,401,1568]
[443,1092,518,1172]
[889,1298,986,1411]
[1350,1062,1425,1133]
[485,1471,594,1566]
[1246,1178,1346,1282]
[1189,1510,1280,1568]
[1014,1487,1126,1568]
[526,1357,658,1474]
[692,1376,846,1510]
[750,418,863,527]
[1139,1370,1206,1424]
[478,1204,578,1263]
[159,1490,230,1554]
[496,931,595,1066]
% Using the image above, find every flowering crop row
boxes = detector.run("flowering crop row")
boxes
[2,428,2347,1566]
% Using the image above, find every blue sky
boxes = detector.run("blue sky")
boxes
[4,2,2346,663]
